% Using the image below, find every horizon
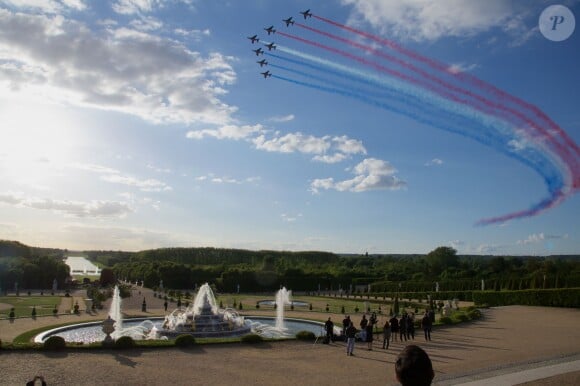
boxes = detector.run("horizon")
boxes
[0,1,578,256]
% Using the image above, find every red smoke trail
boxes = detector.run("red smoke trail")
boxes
[296,22,579,185]
[277,31,508,125]
[313,14,580,189]
[277,29,574,184]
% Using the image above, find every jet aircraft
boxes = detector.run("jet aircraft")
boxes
[264,25,276,35]
[252,47,264,56]
[300,9,312,19]
[264,42,276,51]
[247,35,259,44]
[261,70,272,78]
[283,17,295,27]
[257,59,268,67]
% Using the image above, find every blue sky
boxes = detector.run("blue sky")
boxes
[0,0,578,255]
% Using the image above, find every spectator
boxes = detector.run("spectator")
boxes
[395,345,434,386]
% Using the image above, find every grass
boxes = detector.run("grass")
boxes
[0,296,61,318]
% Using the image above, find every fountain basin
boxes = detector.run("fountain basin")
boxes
[34,317,324,344]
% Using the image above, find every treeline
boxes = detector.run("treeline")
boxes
[0,240,70,291]
[2,241,579,296]
[110,246,580,294]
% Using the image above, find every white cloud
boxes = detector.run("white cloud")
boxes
[310,158,406,193]
[112,0,159,15]
[0,191,133,218]
[69,162,172,192]
[146,163,172,174]
[425,158,443,166]
[61,224,183,250]
[196,174,261,185]
[281,213,303,222]
[268,114,295,123]
[252,132,366,163]
[517,233,569,245]
[0,9,237,124]
[447,63,479,74]
[342,0,537,42]
[312,153,348,164]
[129,16,163,31]
[101,174,172,192]
[253,132,331,155]
[186,124,264,140]
[174,28,210,40]
[0,0,86,13]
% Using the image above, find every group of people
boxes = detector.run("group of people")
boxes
[333,310,434,356]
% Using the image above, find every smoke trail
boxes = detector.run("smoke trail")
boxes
[271,70,564,215]
[257,11,578,224]
[312,14,580,187]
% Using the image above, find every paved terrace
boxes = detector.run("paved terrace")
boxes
[0,288,578,385]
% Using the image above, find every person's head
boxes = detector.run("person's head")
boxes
[395,345,434,386]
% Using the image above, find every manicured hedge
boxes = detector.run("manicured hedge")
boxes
[44,336,66,350]
[240,334,263,344]
[472,288,580,308]
[114,336,136,349]
[174,334,196,347]
[295,331,316,341]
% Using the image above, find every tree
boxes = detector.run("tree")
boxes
[99,268,116,287]
[425,246,458,276]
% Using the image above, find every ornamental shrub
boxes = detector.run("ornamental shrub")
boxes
[295,331,316,341]
[44,336,66,350]
[439,316,452,325]
[174,334,196,348]
[468,309,482,320]
[241,334,263,344]
[115,336,135,349]
[455,313,469,322]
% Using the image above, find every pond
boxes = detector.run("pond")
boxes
[35,316,325,343]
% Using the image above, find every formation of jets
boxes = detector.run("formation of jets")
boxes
[249,9,312,79]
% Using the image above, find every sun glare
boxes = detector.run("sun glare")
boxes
[0,95,81,189]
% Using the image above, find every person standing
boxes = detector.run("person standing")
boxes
[389,314,399,342]
[345,321,357,356]
[421,311,432,341]
[342,315,351,337]
[359,314,368,342]
[324,317,334,343]
[382,320,391,349]
[399,313,408,342]
[366,317,374,350]
[407,313,415,340]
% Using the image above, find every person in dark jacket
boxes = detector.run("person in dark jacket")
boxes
[345,322,357,356]
[389,315,399,342]
[421,311,433,341]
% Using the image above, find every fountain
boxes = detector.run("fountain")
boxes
[158,283,251,338]
[109,286,123,338]
[35,284,324,343]
[275,287,292,330]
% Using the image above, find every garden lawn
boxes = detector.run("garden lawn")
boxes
[0,296,61,318]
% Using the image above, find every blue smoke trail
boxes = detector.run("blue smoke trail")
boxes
[269,46,564,199]
[272,72,564,214]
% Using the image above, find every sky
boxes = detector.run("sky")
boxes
[0,0,578,255]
